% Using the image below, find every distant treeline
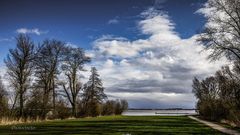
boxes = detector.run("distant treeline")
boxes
[193,0,240,127]
[0,34,128,121]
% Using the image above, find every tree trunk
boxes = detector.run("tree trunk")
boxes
[19,91,24,118]
[41,89,49,120]
[72,103,76,117]
[72,97,77,117]
[52,79,56,116]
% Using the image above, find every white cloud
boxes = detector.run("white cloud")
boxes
[0,66,11,90]
[66,42,79,48]
[108,18,119,24]
[87,8,229,108]
[0,37,13,42]
[16,28,48,35]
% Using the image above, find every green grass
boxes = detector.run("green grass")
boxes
[0,116,226,135]
[217,122,240,133]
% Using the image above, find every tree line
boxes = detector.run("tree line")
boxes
[193,0,240,127]
[192,61,240,125]
[0,34,128,121]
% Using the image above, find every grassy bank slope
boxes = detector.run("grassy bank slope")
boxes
[0,116,225,135]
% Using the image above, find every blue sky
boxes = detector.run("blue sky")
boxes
[1,0,227,109]
[0,0,205,62]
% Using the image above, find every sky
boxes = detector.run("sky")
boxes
[0,0,228,109]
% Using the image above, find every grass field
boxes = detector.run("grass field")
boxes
[0,116,226,135]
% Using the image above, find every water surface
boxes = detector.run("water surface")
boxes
[122,109,198,116]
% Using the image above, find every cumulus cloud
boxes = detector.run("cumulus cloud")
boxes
[16,28,48,35]
[87,8,228,108]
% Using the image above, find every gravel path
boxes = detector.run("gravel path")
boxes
[189,116,240,135]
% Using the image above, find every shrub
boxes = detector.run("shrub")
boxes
[101,99,128,116]
[55,99,71,119]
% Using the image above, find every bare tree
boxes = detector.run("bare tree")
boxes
[34,39,64,118]
[199,0,240,61]
[4,34,35,118]
[60,47,90,117]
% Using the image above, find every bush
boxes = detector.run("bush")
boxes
[0,77,8,118]
[0,96,8,118]
[101,100,115,115]
[55,99,71,119]
[25,90,44,120]
[101,99,128,116]
[198,100,228,121]
[85,101,101,117]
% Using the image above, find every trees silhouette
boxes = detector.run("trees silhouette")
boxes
[4,34,35,118]
[61,47,90,117]
[34,39,65,119]
[2,34,128,120]
[195,0,240,126]
[192,62,240,125]
[199,0,240,61]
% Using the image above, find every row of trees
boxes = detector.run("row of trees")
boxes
[193,0,240,126]
[0,34,128,120]
[192,61,240,124]
[102,99,128,116]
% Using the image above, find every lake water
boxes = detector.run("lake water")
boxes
[122,109,198,116]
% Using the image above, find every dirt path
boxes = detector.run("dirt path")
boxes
[189,116,240,135]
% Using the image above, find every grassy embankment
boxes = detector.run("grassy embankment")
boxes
[0,116,226,135]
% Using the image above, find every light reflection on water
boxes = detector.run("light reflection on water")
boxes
[122,109,198,116]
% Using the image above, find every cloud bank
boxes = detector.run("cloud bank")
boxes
[87,8,228,109]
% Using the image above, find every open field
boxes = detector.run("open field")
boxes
[0,116,226,135]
